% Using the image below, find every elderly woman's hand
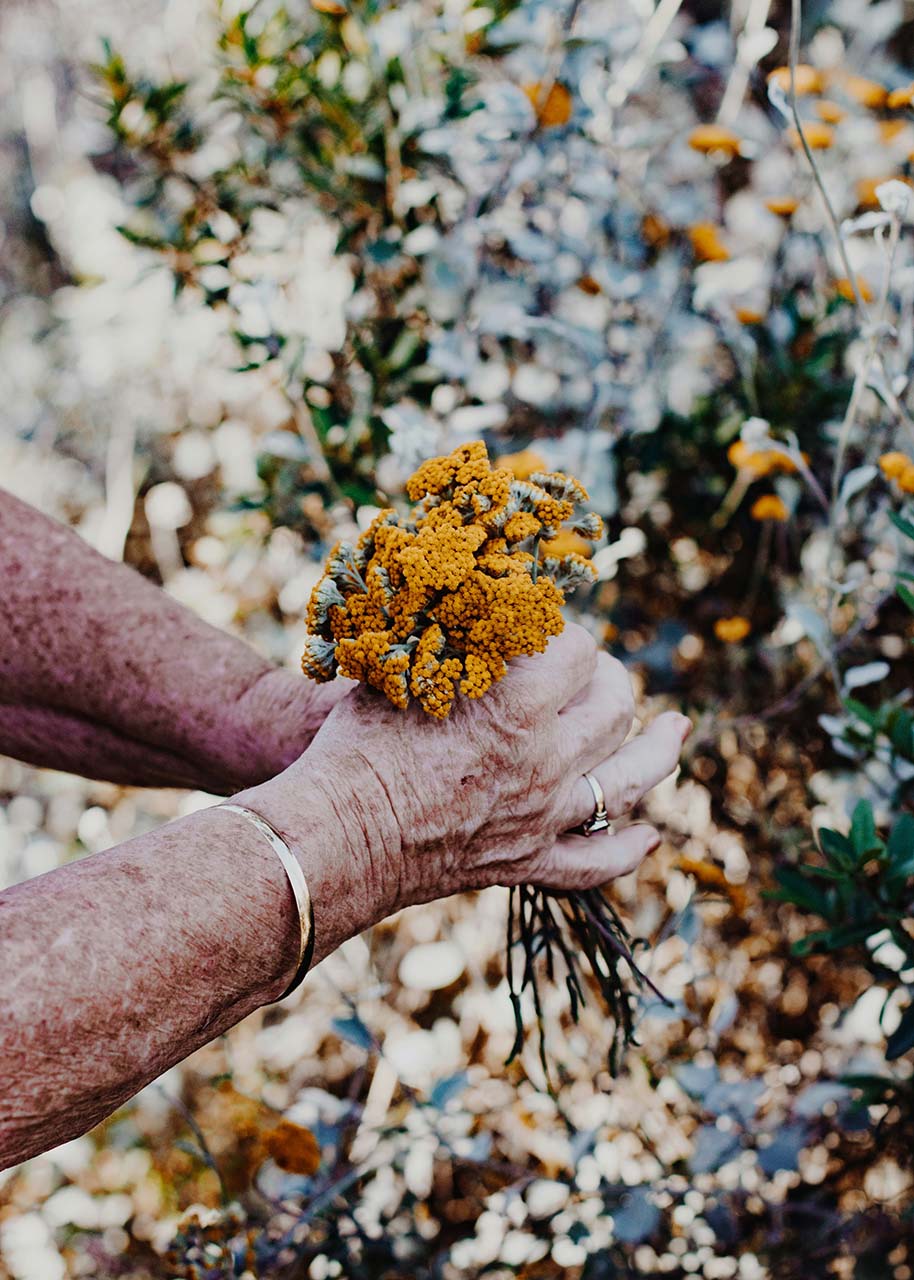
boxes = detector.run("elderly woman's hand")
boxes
[239,624,690,963]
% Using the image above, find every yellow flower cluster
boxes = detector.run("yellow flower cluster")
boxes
[880,450,914,493]
[302,441,603,716]
[715,615,751,643]
[750,494,789,521]
[727,439,799,477]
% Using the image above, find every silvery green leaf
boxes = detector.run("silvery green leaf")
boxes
[841,211,892,236]
[737,25,778,65]
[641,997,688,1022]
[690,1124,741,1174]
[459,1133,492,1162]
[703,1077,765,1122]
[757,1122,807,1174]
[419,126,460,156]
[767,78,790,119]
[794,1082,851,1117]
[429,1072,469,1110]
[449,403,508,434]
[837,464,877,508]
[711,991,739,1034]
[332,1014,374,1051]
[569,1127,599,1164]
[740,416,771,444]
[786,603,831,657]
[475,302,529,339]
[260,431,310,460]
[877,179,912,218]
[843,662,890,691]
[338,155,386,181]
[505,228,555,263]
[674,1062,719,1098]
[611,1187,661,1244]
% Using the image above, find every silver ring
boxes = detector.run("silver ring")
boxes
[575,771,613,837]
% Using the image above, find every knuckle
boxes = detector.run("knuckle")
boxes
[613,670,636,723]
[560,621,599,676]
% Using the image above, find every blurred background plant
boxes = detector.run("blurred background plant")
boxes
[2,0,914,1275]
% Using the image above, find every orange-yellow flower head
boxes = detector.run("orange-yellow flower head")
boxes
[688,222,730,262]
[879,451,911,480]
[728,440,798,477]
[498,449,548,481]
[765,196,799,217]
[789,122,834,150]
[889,83,914,109]
[844,76,888,109]
[302,441,603,716]
[816,99,846,124]
[688,124,742,157]
[750,494,789,521]
[715,616,752,643]
[768,64,823,95]
[523,81,573,128]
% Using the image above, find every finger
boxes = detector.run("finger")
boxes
[559,651,636,765]
[564,711,691,827]
[530,823,661,892]
[503,621,598,711]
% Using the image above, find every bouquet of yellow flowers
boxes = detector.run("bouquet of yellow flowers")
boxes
[302,440,601,716]
[303,441,660,1071]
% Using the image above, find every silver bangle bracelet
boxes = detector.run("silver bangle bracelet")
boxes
[218,802,315,1000]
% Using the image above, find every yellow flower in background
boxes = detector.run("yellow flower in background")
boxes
[835,275,875,303]
[728,440,798,477]
[789,122,834,149]
[498,449,548,481]
[735,307,765,325]
[816,99,846,124]
[768,64,823,95]
[728,440,773,476]
[688,222,730,262]
[844,75,888,108]
[880,451,911,480]
[541,529,594,558]
[714,616,751,643]
[302,442,602,717]
[750,494,789,521]
[900,465,914,494]
[678,856,749,913]
[765,196,799,217]
[524,81,573,127]
[879,119,908,143]
[688,124,742,157]
[856,176,911,209]
[888,83,914,108]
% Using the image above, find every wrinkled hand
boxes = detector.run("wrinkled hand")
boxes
[244,625,689,960]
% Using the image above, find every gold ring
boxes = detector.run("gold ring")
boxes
[577,771,613,837]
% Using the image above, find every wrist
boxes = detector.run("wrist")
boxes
[211,668,323,793]
[235,753,402,965]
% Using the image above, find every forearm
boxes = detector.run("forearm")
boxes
[0,762,371,1170]
[0,489,324,791]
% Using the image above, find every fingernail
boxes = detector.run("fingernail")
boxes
[677,715,693,741]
